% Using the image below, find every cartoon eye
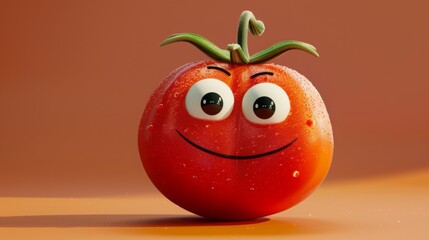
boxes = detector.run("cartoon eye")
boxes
[186,78,234,120]
[242,83,290,124]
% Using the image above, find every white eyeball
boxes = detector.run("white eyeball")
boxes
[242,83,290,124]
[185,78,234,121]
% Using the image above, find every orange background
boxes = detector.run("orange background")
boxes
[1,0,428,198]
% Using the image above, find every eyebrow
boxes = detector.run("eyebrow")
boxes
[207,66,231,76]
[250,71,274,79]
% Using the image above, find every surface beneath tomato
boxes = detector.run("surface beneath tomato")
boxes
[139,60,333,221]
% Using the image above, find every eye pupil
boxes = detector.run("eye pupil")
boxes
[201,92,223,115]
[253,96,276,119]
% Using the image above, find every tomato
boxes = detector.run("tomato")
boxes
[138,11,333,221]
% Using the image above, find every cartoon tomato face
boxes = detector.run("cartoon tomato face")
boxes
[138,11,333,221]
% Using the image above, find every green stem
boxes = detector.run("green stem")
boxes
[160,33,230,62]
[237,10,265,60]
[249,40,319,64]
[160,10,318,64]
[227,44,249,64]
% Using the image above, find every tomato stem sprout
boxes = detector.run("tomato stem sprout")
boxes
[160,10,319,64]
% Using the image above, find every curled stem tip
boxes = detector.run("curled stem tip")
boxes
[237,10,265,61]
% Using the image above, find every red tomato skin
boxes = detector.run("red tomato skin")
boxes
[138,60,333,221]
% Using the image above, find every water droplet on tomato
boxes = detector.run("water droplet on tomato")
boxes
[293,170,300,178]
[146,124,154,131]
[249,187,255,191]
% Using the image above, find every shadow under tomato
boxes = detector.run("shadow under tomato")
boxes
[0,214,341,236]
[0,214,265,228]
[132,216,342,236]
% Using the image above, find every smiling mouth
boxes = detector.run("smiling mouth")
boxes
[176,129,298,160]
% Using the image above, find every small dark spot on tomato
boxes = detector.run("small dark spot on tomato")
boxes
[306,119,314,127]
